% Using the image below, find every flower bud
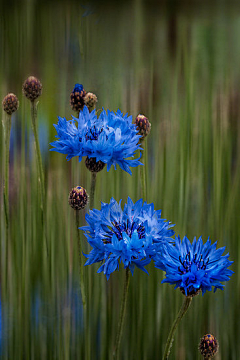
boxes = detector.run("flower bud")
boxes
[84,92,98,111]
[22,76,42,101]
[70,83,86,113]
[134,114,151,140]
[85,157,106,173]
[199,334,219,358]
[2,93,19,115]
[68,186,88,210]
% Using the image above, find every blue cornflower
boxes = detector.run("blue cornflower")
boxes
[155,235,233,296]
[81,197,175,279]
[50,106,142,175]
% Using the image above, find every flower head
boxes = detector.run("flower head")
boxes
[134,114,151,141]
[81,197,174,279]
[84,92,98,111]
[2,93,19,115]
[70,83,86,113]
[155,235,233,296]
[199,334,219,359]
[22,76,42,101]
[68,186,88,210]
[50,106,142,175]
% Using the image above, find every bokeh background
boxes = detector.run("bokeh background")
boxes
[0,0,239,359]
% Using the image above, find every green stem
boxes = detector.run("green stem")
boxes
[162,296,192,360]
[90,172,97,209]
[2,114,11,286]
[30,100,48,255]
[2,114,11,230]
[140,146,146,201]
[75,210,86,309]
[113,268,130,360]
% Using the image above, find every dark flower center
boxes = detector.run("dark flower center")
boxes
[178,252,209,275]
[85,126,103,141]
[104,219,145,243]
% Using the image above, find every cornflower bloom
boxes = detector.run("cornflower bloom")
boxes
[81,197,175,279]
[50,106,142,175]
[155,235,233,296]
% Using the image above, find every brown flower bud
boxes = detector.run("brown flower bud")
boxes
[2,93,19,115]
[22,76,42,101]
[199,334,219,359]
[134,114,151,140]
[68,186,88,210]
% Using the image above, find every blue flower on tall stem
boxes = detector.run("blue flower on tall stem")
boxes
[155,235,233,296]
[50,106,142,175]
[81,197,175,279]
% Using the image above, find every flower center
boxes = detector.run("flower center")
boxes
[178,252,209,275]
[104,219,145,243]
[85,126,103,141]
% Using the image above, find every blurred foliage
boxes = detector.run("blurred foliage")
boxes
[0,0,240,359]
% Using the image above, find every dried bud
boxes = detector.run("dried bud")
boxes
[134,114,151,140]
[22,76,42,101]
[70,83,86,113]
[2,93,19,115]
[85,157,106,173]
[199,334,219,359]
[84,92,98,111]
[68,186,88,210]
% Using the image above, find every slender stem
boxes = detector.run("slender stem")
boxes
[90,172,97,209]
[2,114,11,289]
[162,296,192,360]
[75,210,86,309]
[30,100,48,255]
[140,146,146,201]
[2,114,11,230]
[113,268,131,360]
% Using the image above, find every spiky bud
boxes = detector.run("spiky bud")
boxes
[70,84,86,113]
[68,186,88,210]
[85,157,106,173]
[84,92,98,111]
[134,114,151,140]
[2,93,19,115]
[199,334,219,359]
[22,76,42,101]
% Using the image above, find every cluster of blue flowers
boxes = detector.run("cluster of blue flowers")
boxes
[50,84,233,297]
[50,105,142,175]
[81,197,233,295]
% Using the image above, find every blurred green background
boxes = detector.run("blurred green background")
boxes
[0,0,239,359]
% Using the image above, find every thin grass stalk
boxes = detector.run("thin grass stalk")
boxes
[140,147,146,201]
[2,113,11,293]
[113,268,130,360]
[90,171,97,209]
[2,113,11,230]
[30,100,48,255]
[75,210,86,309]
[162,296,192,360]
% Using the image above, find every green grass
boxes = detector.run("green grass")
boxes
[0,1,239,359]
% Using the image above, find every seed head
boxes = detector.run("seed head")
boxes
[68,186,88,210]
[84,92,98,111]
[22,76,42,101]
[2,93,19,115]
[134,114,151,140]
[70,83,86,113]
[199,334,219,358]
[85,157,106,173]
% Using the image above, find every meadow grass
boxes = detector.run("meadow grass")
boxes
[0,1,239,359]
